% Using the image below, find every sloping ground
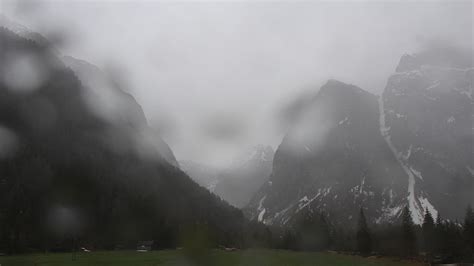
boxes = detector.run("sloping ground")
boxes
[0,250,424,266]
[0,27,243,251]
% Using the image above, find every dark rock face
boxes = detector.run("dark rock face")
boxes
[247,47,473,226]
[63,56,178,167]
[382,47,473,222]
[246,80,408,226]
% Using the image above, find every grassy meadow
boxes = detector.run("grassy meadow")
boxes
[0,249,425,266]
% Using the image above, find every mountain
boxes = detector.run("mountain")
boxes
[380,45,473,223]
[245,80,408,226]
[214,145,274,208]
[246,46,473,226]
[0,26,243,252]
[181,145,274,208]
[62,55,178,167]
[180,160,220,191]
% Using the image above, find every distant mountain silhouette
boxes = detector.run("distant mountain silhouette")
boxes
[183,145,274,208]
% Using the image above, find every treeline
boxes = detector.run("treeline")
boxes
[244,205,474,263]
[0,27,245,254]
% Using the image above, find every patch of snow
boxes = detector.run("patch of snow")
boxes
[304,145,311,152]
[378,96,424,224]
[407,173,423,225]
[257,196,266,211]
[268,181,273,186]
[207,180,218,192]
[377,205,404,224]
[299,196,309,202]
[359,176,366,194]
[402,145,412,161]
[410,167,423,180]
[274,204,292,219]
[338,117,349,125]
[388,189,394,204]
[467,166,474,176]
[418,196,438,221]
[296,190,322,212]
[322,187,332,197]
[258,209,266,222]
[460,90,472,100]
[425,81,440,90]
[257,195,267,223]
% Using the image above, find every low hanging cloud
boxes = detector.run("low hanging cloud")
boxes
[1,0,472,168]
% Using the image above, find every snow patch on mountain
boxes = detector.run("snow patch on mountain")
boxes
[338,117,349,125]
[419,196,438,221]
[257,195,267,222]
[378,96,429,224]
[297,191,322,212]
[426,81,440,90]
[377,205,403,224]
[410,167,423,180]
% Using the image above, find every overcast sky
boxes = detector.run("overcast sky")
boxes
[1,0,472,168]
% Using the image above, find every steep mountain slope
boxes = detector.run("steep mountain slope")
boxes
[247,46,473,226]
[246,80,408,226]
[180,160,220,191]
[214,145,274,208]
[380,46,473,223]
[62,56,178,167]
[0,27,243,252]
[182,145,274,208]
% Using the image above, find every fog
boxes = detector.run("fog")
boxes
[1,0,471,168]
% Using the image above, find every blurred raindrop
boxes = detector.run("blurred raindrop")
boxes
[3,52,47,93]
[0,126,19,159]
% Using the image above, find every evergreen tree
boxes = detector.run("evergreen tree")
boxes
[435,213,442,227]
[356,208,371,256]
[400,206,417,257]
[422,209,435,256]
[463,205,474,252]
[294,209,330,251]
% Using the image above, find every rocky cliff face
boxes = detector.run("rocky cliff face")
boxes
[246,80,408,226]
[63,56,178,167]
[246,47,473,225]
[381,47,473,223]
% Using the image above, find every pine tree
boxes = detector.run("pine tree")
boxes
[422,209,435,255]
[400,206,417,257]
[464,205,474,251]
[435,213,442,227]
[356,207,371,256]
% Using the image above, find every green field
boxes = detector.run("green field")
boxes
[0,249,423,266]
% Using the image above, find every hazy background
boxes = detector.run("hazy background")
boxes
[1,0,471,168]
